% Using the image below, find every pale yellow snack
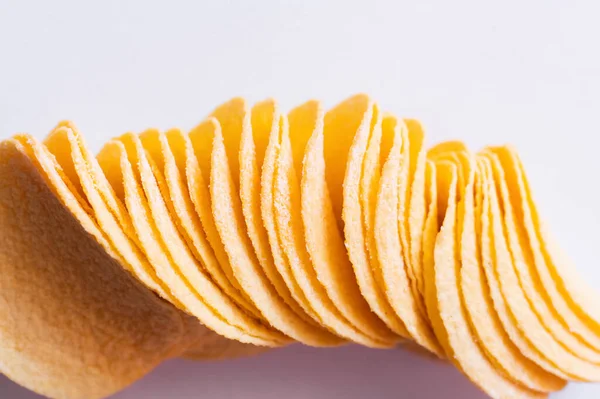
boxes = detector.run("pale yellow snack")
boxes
[232,98,310,319]
[272,106,327,323]
[0,139,191,399]
[374,115,443,356]
[274,100,383,346]
[339,98,402,338]
[185,119,249,306]
[428,153,543,398]
[256,100,332,330]
[43,125,172,302]
[125,131,286,341]
[458,152,566,393]
[208,105,339,346]
[302,94,398,346]
[97,137,283,346]
[422,159,454,354]
[476,156,569,389]
[401,120,429,315]
[139,128,260,318]
[512,156,600,337]
[359,107,411,337]
[480,154,571,381]
[483,150,600,381]
[492,147,600,352]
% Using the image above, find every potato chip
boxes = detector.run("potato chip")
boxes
[360,108,411,338]
[44,126,256,364]
[400,120,429,315]
[185,119,251,307]
[43,125,173,302]
[255,100,332,329]
[97,136,284,346]
[302,94,397,346]
[139,128,260,318]
[374,115,443,356]
[479,153,571,381]
[234,99,311,319]
[124,131,287,341]
[272,106,327,322]
[0,139,189,399]
[337,97,404,338]
[491,147,600,351]
[273,100,383,346]
[512,155,600,334]
[427,152,543,398]
[208,103,339,346]
[456,152,566,392]
[482,150,600,381]
[476,156,569,389]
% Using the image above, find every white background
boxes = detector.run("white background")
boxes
[1,1,599,398]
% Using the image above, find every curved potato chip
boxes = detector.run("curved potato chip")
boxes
[483,151,600,381]
[274,100,384,346]
[422,159,448,351]
[139,128,260,318]
[97,137,282,346]
[338,98,404,338]
[360,107,411,337]
[235,99,310,319]
[492,147,600,352]
[43,126,173,302]
[124,131,285,342]
[428,154,543,398]
[301,95,397,346]
[208,107,337,346]
[186,119,253,309]
[374,115,443,356]
[256,101,333,332]
[475,156,568,390]
[516,161,600,334]
[401,120,429,316]
[0,139,189,399]
[458,153,566,392]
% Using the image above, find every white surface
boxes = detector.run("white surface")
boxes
[0,0,599,398]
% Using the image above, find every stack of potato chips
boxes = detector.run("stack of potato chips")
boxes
[1,94,598,399]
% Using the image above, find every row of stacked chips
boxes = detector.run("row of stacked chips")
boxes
[0,94,599,399]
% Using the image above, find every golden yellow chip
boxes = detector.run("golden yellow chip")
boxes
[208,101,338,346]
[139,128,260,317]
[374,115,443,356]
[482,150,600,381]
[186,118,249,306]
[274,100,381,346]
[400,120,429,315]
[337,98,402,338]
[456,152,566,392]
[233,99,310,318]
[302,94,397,346]
[491,147,600,351]
[0,139,189,399]
[97,136,283,346]
[43,125,172,302]
[359,107,411,337]
[427,151,543,398]
[254,100,330,328]
[512,155,600,336]
[476,156,569,389]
